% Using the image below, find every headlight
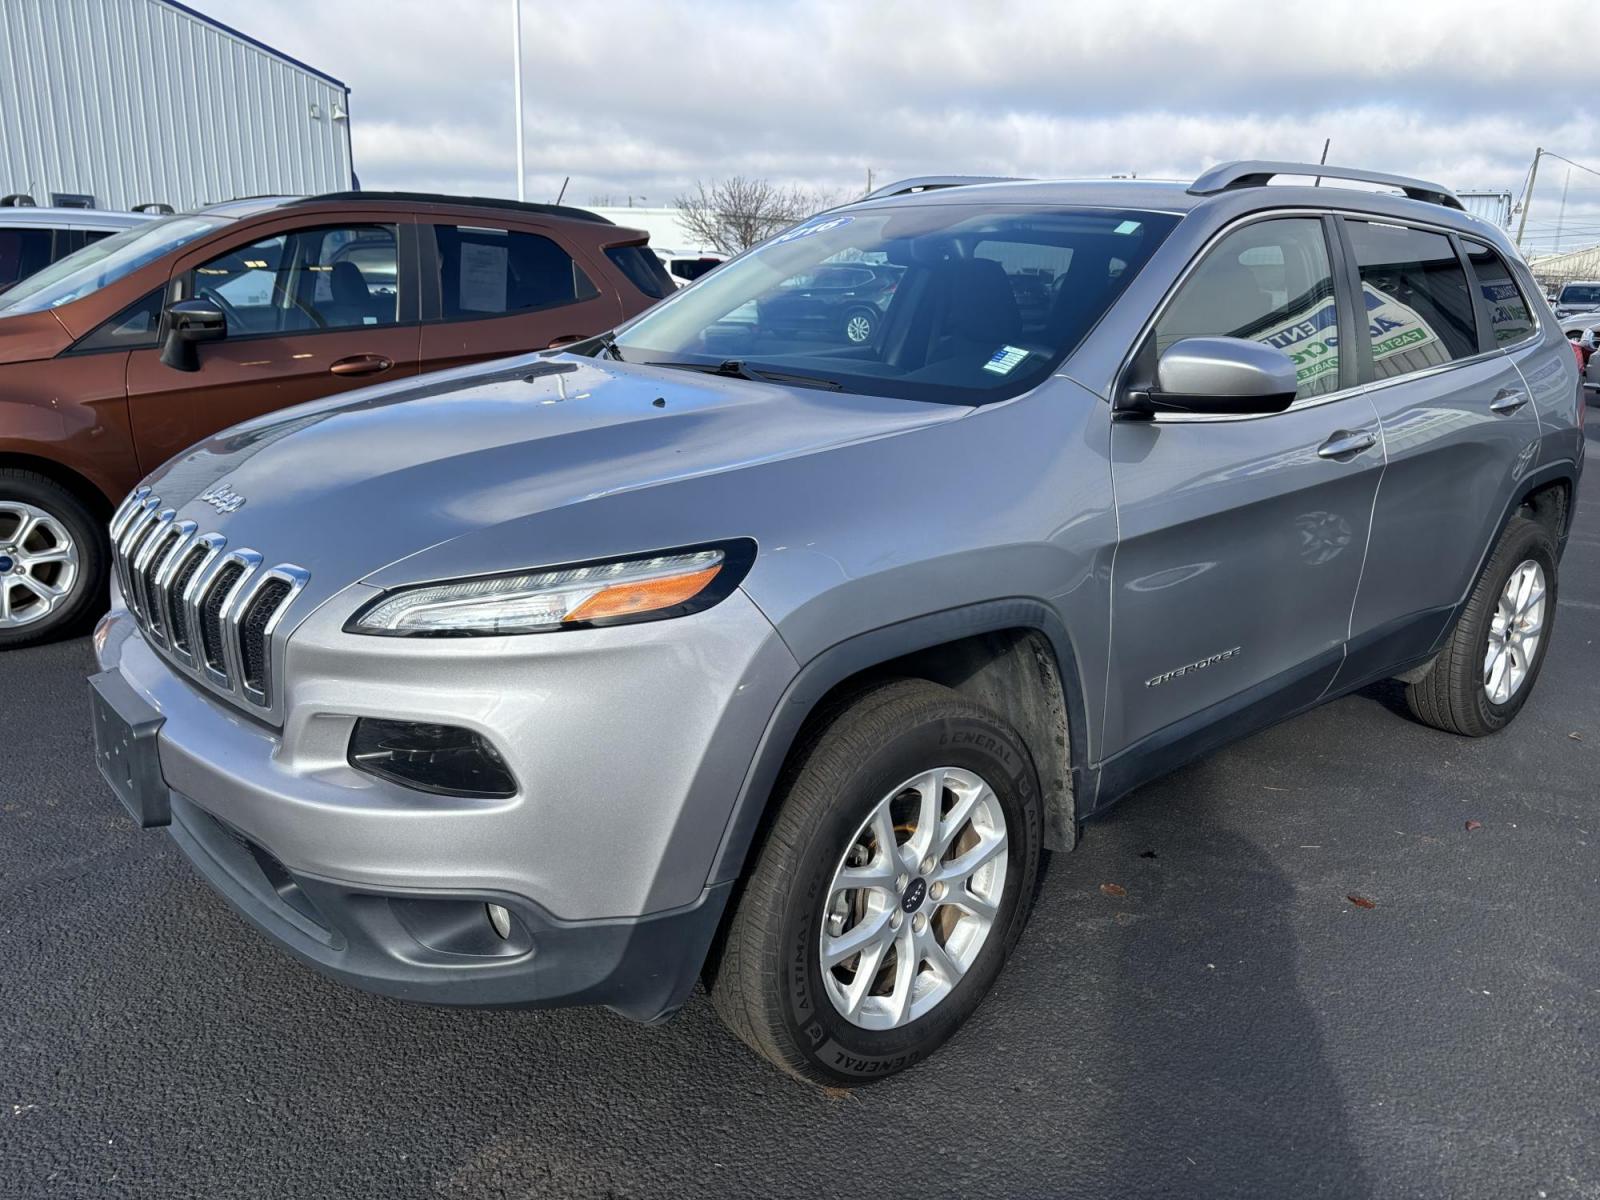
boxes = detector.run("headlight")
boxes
[348,541,754,636]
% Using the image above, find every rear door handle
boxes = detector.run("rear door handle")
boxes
[1489,388,1529,414]
[1316,429,1378,460]
[329,354,393,377]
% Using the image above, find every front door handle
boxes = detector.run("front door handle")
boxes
[1489,388,1529,414]
[329,354,393,377]
[1316,429,1378,460]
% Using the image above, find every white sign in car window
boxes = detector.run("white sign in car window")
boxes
[459,240,509,312]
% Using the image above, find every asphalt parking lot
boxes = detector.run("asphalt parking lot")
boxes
[1,427,1596,1199]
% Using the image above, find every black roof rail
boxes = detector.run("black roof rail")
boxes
[1188,160,1465,211]
[862,175,1026,201]
[132,202,175,215]
[289,190,614,224]
[1,193,37,207]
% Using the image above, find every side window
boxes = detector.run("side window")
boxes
[70,287,166,352]
[188,224,399,335]
[1463,240,1535,348]
[1155,217,1341,401]
[0,227,53,288]
[1345,220,1478,377]
[433,225,599,318]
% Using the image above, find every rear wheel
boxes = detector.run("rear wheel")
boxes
[1405,515,1557,736]
[707,679,1042,1085]
[0,469,106,649]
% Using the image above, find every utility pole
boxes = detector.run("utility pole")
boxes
[1515,146,1542,249]
[511,0,526,201]
[866,166,875,196]
[1556,167,1571,251]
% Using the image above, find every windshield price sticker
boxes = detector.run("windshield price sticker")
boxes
[983,345,1030,375]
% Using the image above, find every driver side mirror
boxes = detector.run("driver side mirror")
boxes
[1118,336,1298,418]
[159,298,227,372]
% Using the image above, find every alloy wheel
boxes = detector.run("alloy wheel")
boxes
[0,501,80,629]
[844,313,874,344]
[819,766,1009,1030]
[1484,558,1546,705]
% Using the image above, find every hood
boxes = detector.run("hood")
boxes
[0,309,72,364]
[143,353,965,594]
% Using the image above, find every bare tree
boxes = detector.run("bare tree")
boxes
[674,177,846,254]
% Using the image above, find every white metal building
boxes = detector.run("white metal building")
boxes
[587,206,714,254]
[0,0,352,212]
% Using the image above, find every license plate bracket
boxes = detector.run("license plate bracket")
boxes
[89,670,169,828]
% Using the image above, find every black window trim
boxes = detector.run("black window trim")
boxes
[417,221,605,327]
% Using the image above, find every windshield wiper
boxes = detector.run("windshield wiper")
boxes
[646,359,843,391]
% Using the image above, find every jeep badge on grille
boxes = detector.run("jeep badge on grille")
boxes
[198,482,245,514]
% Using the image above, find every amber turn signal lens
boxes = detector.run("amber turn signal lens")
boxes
[563,564,723,623]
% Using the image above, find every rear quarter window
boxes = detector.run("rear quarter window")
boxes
[1463,240,1536,348]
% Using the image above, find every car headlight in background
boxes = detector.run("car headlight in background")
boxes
[348,540,754,636]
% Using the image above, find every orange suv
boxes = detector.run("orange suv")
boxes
[0,192,672,646]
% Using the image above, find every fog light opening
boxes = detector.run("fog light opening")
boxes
[486,903,513,940]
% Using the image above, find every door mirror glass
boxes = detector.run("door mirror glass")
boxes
[1124,335,1297,416]
[159,297,227,371]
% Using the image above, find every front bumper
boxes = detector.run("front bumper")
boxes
[165,787,730,1020]
[93,584,796,1020]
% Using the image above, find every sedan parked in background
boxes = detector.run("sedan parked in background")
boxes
[0,202,153,292]
[0,191,672,647]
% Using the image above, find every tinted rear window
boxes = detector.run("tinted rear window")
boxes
[0,227,53,288]
[607,244,676,299]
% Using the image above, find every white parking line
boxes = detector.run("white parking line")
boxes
[1558,598,1600,612]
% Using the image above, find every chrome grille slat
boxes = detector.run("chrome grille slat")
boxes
[107,489,306,719]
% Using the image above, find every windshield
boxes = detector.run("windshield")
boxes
[1558,284,1600,307]
[0,216,223,314]
[608,204,1179,404]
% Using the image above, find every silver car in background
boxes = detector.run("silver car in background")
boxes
[89,162,1583,1086]
[0,201,154,292]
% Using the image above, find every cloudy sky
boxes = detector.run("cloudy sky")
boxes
[201,0,1597,254]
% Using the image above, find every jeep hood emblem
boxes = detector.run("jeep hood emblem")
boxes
[198,481,246,514]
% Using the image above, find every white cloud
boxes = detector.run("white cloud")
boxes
[197,0,1595,248]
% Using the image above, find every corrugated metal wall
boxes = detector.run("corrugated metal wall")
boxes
[1458,191,1513,228]
[0,0,352,211]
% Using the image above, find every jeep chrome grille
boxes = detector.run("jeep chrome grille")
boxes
[110,487,308,715]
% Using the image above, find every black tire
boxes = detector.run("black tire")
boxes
[1405,515,1557,736]
[706,678,1043,1086]
[0,468,108,649]
[841,307,877,345]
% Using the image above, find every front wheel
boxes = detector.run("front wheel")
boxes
[707,679,1042,1085]
[0,469,106,649]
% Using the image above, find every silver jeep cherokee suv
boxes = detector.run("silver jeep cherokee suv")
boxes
[89,162,1584,1085]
